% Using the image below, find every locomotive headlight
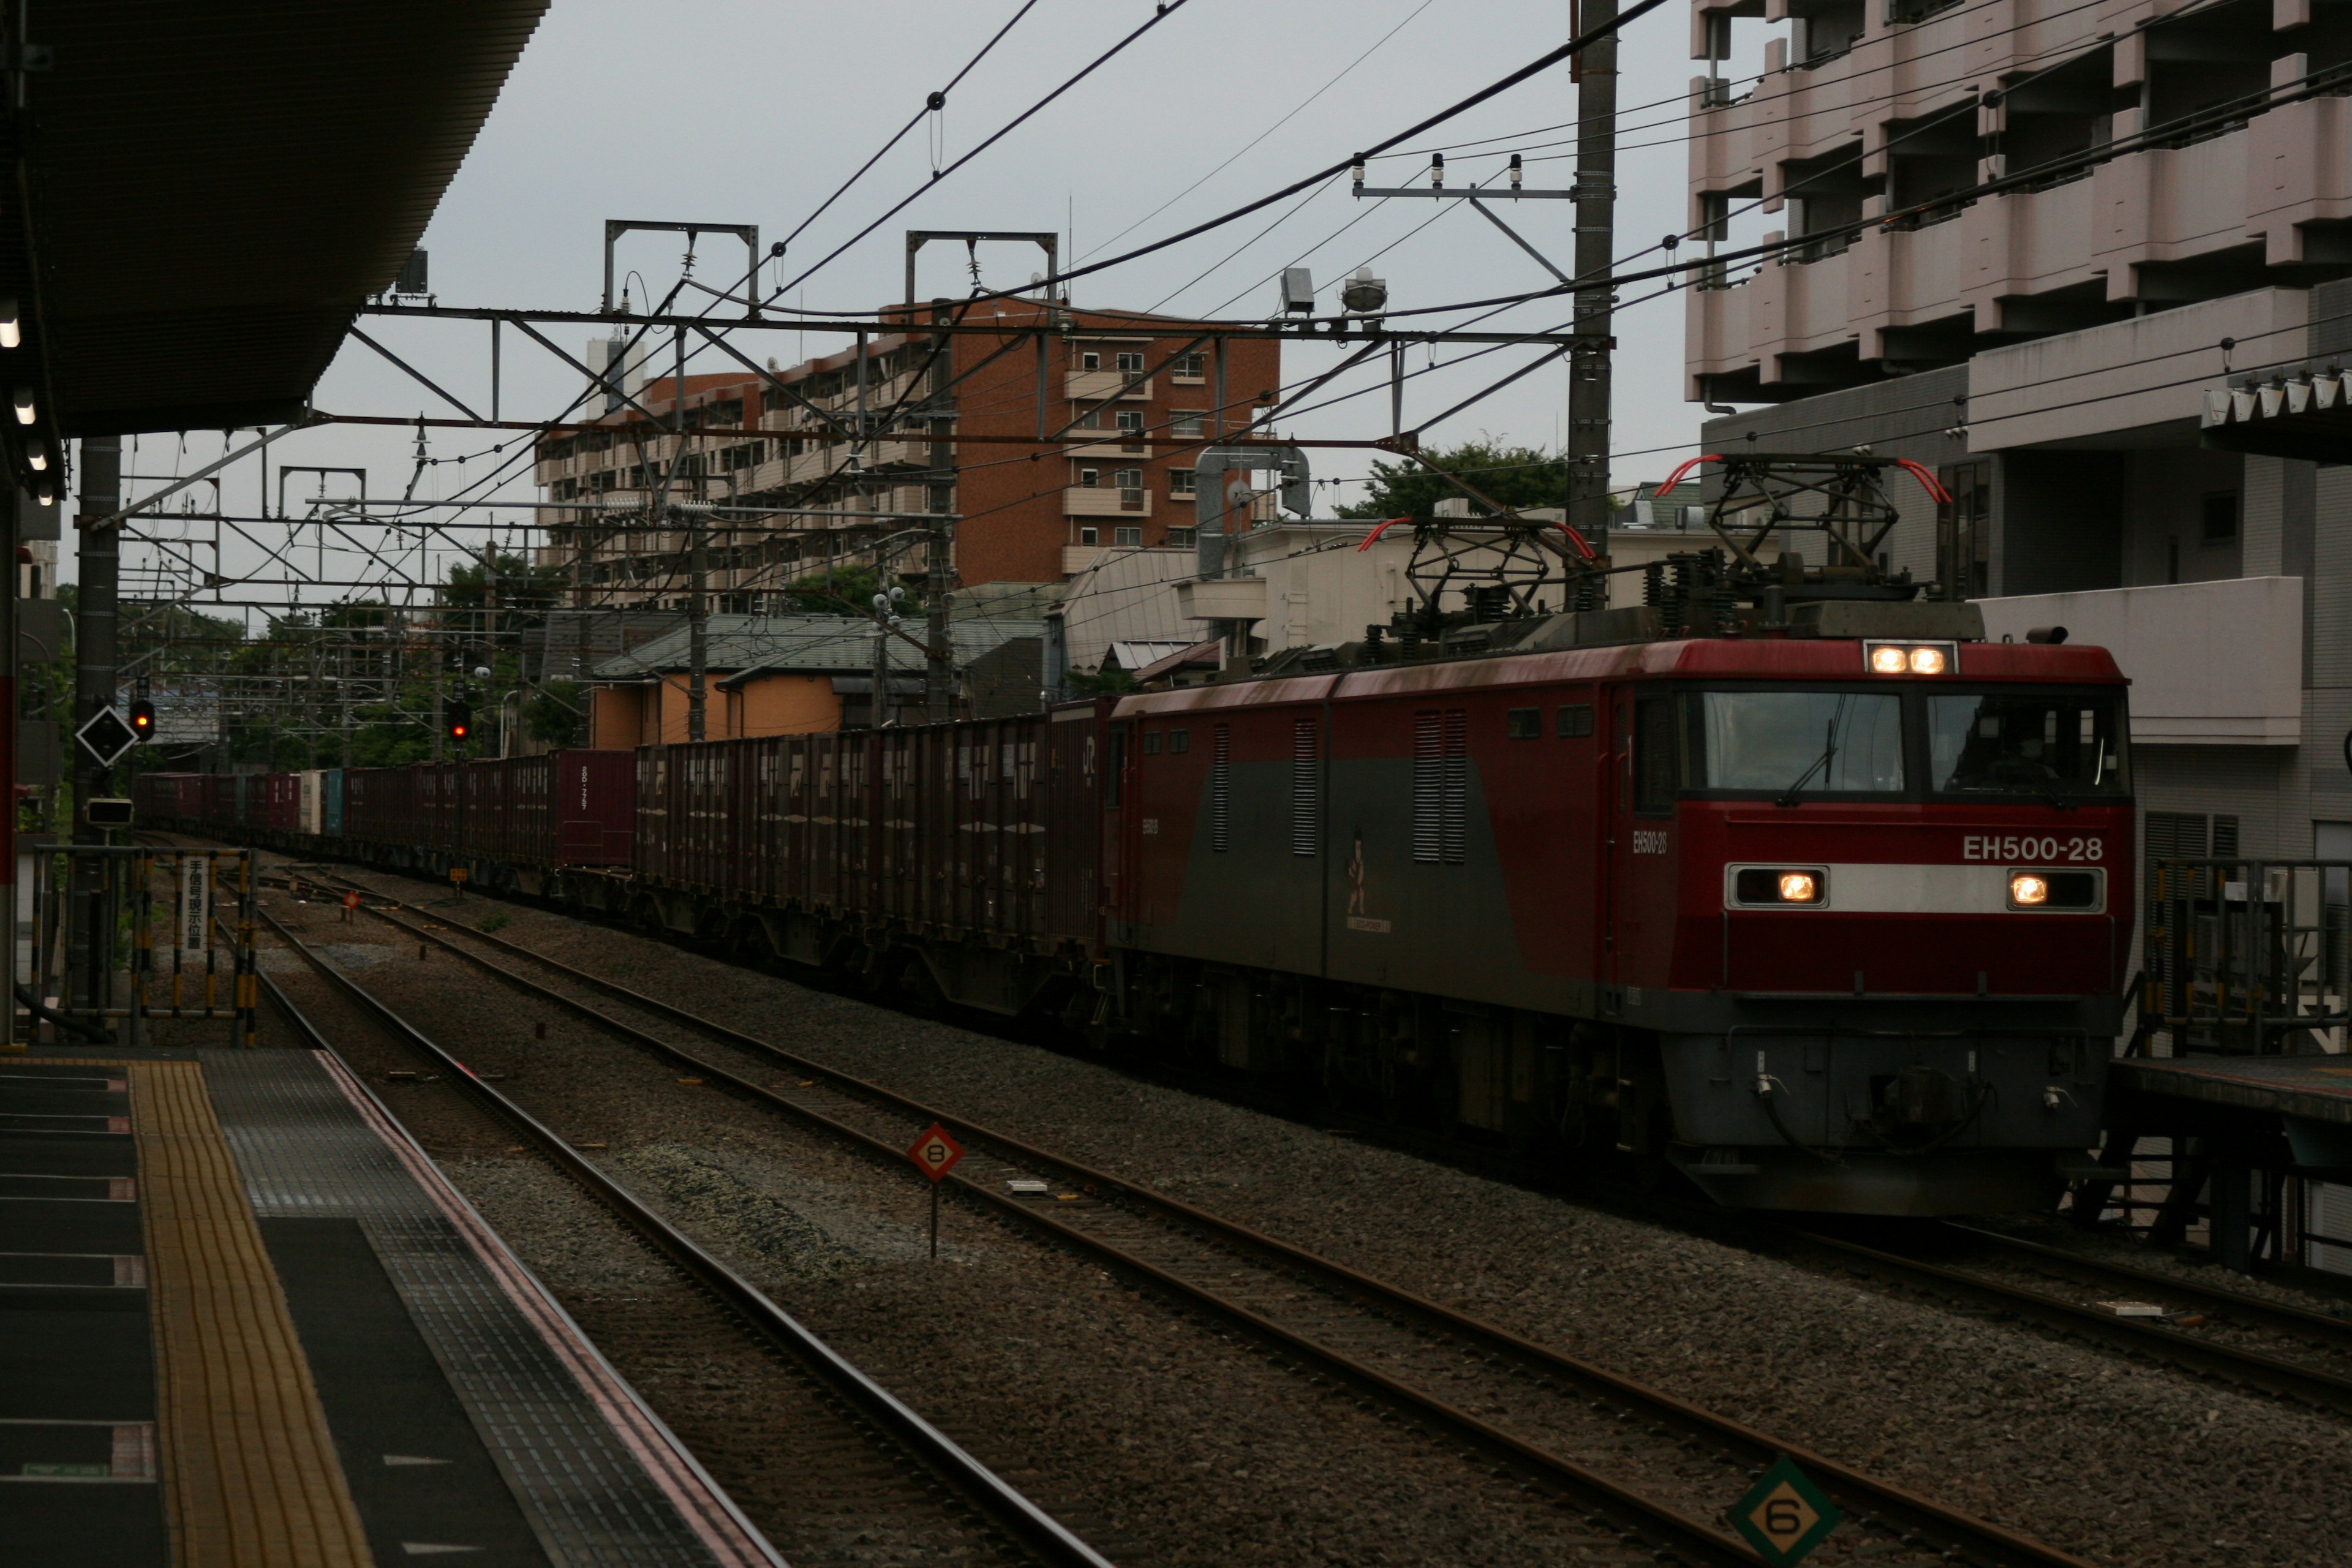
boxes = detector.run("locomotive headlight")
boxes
[1733,866,1828,906]
[2010,873,2051,906]
[1864,640,1959,675]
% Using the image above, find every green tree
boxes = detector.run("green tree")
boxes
[780,563,922,617]
[524,680,584,748]
[1335,438,1572,520]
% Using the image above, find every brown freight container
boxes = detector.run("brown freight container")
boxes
[1043,699,1110,952]
[417,761,461,852]
[553,749,635,865]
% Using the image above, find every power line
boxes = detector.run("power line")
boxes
[770,0,1202,300]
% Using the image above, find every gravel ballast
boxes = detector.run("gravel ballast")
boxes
[296,863,2352,1567]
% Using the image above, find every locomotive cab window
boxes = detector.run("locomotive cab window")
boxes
[1687,690,1905,798]
[1927,692,2127,800]
[1632,697,1679,814]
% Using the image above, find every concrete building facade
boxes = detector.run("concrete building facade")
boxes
[1682,0,2352,879]
[529,301,1280,607]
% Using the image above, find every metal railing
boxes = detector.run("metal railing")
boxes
[2140,858,2352,1057]
[28,845,258,1047]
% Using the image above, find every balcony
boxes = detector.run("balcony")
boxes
[1063,434,1152,459]
[1065,370,1152,401]
[1063,485,1150,518]
[1975,578,2302,744]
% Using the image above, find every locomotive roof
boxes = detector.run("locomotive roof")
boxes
[1110,638,2126,718]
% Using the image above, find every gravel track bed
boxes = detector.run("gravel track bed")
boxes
[342,889,2017,1568]
[261,884,1666,1568]
[308,860,2352,1567]
[1970,1213,2352,1317]
[1910,1246,2352,1387]
[255,907,1035,1568]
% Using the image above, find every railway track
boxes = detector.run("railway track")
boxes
[246,898,1118,1568]
[1775,1220,2352,1416]
[274,858,2094,1568]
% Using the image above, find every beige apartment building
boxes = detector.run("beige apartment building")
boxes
[1681,0,2352,952]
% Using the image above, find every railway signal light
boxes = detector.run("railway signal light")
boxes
[446,701,472,742]
[128,699,155,739]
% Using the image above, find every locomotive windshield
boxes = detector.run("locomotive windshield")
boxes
[1668,685,2130,802]
[1926,691,2128,799]
[1689,692,1905,795]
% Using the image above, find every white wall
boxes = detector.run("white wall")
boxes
[1977,577,2303,744]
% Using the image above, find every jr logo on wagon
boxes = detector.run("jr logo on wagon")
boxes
[1962,834,2102,862]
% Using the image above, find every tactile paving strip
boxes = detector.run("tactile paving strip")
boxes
[199,1049,778,1568]
[127,1058,373,1568]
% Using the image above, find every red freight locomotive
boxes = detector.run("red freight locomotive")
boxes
[1103,627,2128,1213]
[141,457,2134,1215]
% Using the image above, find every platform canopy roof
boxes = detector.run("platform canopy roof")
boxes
[4,0,547,442]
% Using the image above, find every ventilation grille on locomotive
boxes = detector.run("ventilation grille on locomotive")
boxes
[1412,709,1468,865]
[1291,718,1319,856]
[1211,723,1231,853]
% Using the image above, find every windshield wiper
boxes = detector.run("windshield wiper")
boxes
[1776,717,1839,808]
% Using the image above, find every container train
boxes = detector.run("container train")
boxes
[137,600,2132,1216]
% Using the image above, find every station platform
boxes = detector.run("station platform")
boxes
[0,1046,780,1568]
[2113,1053,2352,1127]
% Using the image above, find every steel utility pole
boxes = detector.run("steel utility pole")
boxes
[925,300,954,723]
[70,437,123,1033]
[1,486,18,1049]
[1566,0,1619,543]
[679,327,708,743]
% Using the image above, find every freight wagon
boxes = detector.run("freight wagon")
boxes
[135,568,2132,1216]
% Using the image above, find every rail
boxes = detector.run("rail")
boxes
[293,864,2096,1568]
[248,899,1120,1568]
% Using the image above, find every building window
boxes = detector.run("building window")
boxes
[1936,458,1990,600]
[2203,492,2238,543]
[1114,409,1144,432]
[1170,469,1197,497]
[1115,351,1145,372]
[1172,352,1206,380]
[1080,351,1101,371]
[1113,468,1142,488]
[1079,526,1099,545]
[1170,410,1205,438]
[1078,468,1099,487]
[1115,526,1142,546]
[1167,527,1197,549]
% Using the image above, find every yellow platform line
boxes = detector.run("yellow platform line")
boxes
[33,1057,377,1568]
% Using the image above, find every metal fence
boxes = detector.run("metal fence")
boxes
[2138,858,2352,1057]
[25,845,257,1047]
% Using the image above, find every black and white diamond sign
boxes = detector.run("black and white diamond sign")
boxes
[76,706,140,767]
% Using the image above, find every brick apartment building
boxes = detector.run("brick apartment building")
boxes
[530,301,1281,605]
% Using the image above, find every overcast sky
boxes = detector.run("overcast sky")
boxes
[77,0,1789,611]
